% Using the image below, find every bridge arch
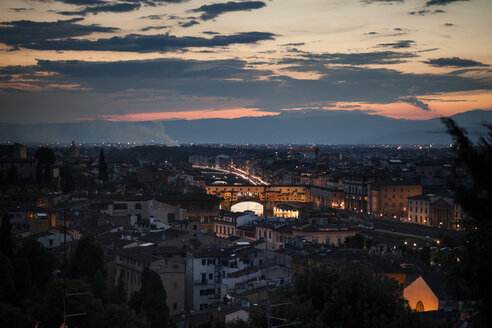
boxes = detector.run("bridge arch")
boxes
[231,201,264,216]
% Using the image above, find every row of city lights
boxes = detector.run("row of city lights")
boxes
[193,165,268,186]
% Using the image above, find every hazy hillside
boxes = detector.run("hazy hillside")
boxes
[1,109,491,145]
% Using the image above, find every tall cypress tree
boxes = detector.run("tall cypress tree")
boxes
[98,148,109,181]
[141,268,169,328]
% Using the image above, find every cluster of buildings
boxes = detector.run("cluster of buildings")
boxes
[198,146,465,230]
[0,142,469,326]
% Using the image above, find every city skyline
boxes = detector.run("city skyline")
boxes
[0,0,491,124]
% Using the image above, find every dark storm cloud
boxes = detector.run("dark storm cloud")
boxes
[180,20,200,28]
[203,31,220,35]
[401,96,431,111]
[378,40,415,48]
[59,2,142,16]
[425,0,469,6]
[280,51,417,67]
[0,18,118,49]
[190,1,266,21]
[424,57,490,67]
[444,23,454,26]
[1,27,275,52]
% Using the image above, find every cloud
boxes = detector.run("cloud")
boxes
[180,20,200,28]
[0,27,275,52]
[59,2,142,16]
[9,8,29,12]
[31,58,272,81]
[378,40,415,48]
[444,23,454,26]
[51,0,190,16]
[140,25,168,31]
[280,51,417,67]
[424,57,490,68]
[418,48,439,53]
[190,1,266,21]
[362,0,404,3]
[0,18,118,50]
[281,42,306,46]
[448,68,492,75]
[140,14,165,20]
[408,9,445,15]
[337,104,361,108]
[401,96,431,111]
[425,0,469,6]
[38,0,187,4]
[48,0,107,4]
[3,56,490,119]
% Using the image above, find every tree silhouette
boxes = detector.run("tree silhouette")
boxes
[35,147,55,184]
[68,233,106,298]
[18,239,57,292]
[98,148,109,181]
[141,268,169,328]
[441,117,492,326]
[246,264,437,328]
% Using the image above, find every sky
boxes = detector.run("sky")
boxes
[0,0,491,124]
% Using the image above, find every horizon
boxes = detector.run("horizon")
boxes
[1,108,491,145]
[1,107,490,125]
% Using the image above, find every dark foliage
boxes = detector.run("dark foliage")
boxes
[441,118,492,326]
[35,146,56,184]
[68,233,106,298]
[18,239,57,292]
[99,148,109,181]
[142,268,169,328]
[243,265,442,328]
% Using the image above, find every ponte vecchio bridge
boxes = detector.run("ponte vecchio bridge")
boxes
[205,185,312,216]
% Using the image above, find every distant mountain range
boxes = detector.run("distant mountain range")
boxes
[1,109,491,145]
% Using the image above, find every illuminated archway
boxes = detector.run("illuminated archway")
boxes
[231,201,264,216]
[415,301,424,312]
